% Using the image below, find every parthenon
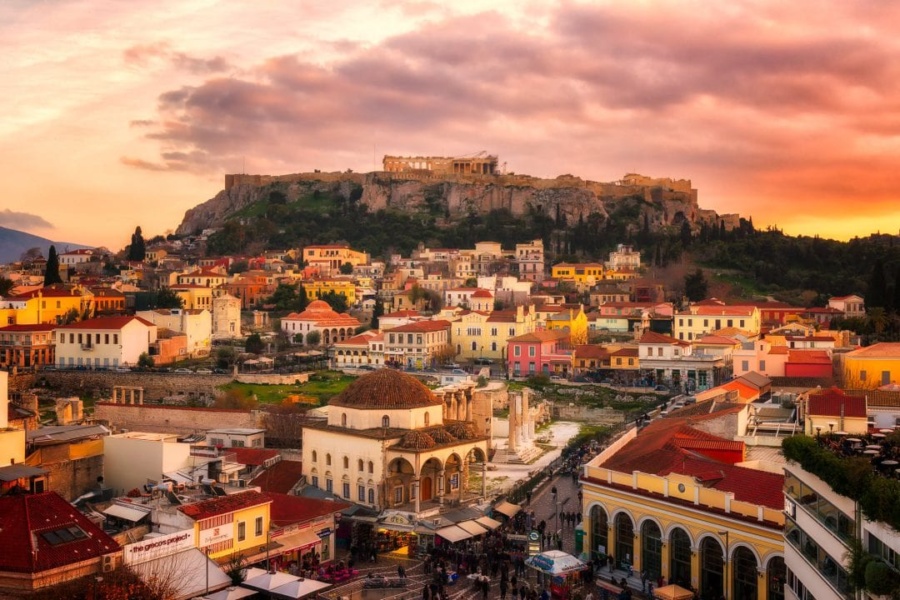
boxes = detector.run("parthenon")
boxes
[383,154,499,175]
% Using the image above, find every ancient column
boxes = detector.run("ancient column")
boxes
[481,461,487,498]
[437,469,445,504]
[509,393,519,452]
[414,477,420,514]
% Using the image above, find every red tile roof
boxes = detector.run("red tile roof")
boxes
[178,490,271,521]
[508,330,569,343]
[228,447,280,466]
[265,492,350,527]
[0,492,119,573]
[807,387,867,417]
[639,331,689,346]
[787,350,832,364]
[250,461,305,494]
[387,320,450,333]
[574,345,610,359]
[55,315,155,330]
[0,324,57,332]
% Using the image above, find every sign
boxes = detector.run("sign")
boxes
[531,554,555,571]
[317,528,332,538]
[124,530,194,565]
[529,531,540,542]
[199,524,234,547]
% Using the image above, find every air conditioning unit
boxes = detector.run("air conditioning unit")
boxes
[102,555,115,572]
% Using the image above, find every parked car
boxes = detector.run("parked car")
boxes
[195,368,212,374]
[451,369,467,375]
[174,368,192,374]
[446,363,461,369]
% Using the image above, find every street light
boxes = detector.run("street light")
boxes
[718,531,730,600]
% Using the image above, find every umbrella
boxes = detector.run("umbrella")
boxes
[653,584,695,600]
[864,450,879,455]
[880,429,894,434]
[873,433,886,439]
[204,587,259,600]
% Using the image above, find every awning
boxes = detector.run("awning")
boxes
[275,528,321,553]
[476,516,502,530]
[457,520,488,537]
[436,525,472,543]
[378,522,415,533]
[132,548,231,599]
[104,504,150,522]
[269,577,331,599]
[494,501,521,518]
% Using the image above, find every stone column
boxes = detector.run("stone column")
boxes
[129,388,135,405]
[690,547,700,591]
[481,461,487,498]
[661,541,670,580]
[413,477,420,514]
[632,532,642,572]
[459,457,467,500]
[509,394,519,452]
[607,525,616,566]
[139,388,144,405]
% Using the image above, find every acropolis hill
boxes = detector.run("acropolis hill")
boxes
[176,155,740,236]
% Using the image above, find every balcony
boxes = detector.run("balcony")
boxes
[81,344,94,351]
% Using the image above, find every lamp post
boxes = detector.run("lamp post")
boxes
[718,531,730,600]
[205,547,210,596]
[552,486,558,532]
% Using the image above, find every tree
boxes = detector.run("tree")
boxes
[266,283,307,312]
[339,262,354,275]
[154,287,184,309]
[214,388,258,410]
[868,258,888,309]
[245,333,264,354]
[305,330,321,346]
[371,299,384,329]
[19,247,42,265]
[216,346,237,369]
[320,291,348,313]
[43,245,63,285]
[137,353,155,369]
[127,226,146,262]
[684,269,709,302]
[0,276,13,297]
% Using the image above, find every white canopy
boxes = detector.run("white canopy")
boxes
[269,577,331,599]
[436,525,471,543]
[457,520,488,537]
[204,586,258,600]
[103,503,150,522]
[494,501,521,518]
[476,516,502,530]
[525,550,587,575]
[242,570,299,592]
[132,548,231,600]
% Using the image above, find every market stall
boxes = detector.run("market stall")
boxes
[525,550,588,599]
[652,584,694,600]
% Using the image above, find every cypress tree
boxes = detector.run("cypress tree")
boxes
[43,245,63,285]
[128,226,146,261]
[868,258,888,308]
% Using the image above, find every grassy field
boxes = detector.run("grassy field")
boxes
[220,371,356,405]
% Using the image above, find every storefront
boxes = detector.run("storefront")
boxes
[375,512,418,555]
[526,550,588,600]
[124,530,232,599]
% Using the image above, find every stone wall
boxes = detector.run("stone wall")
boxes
[93,402,261,435]
[36,371,232,402]
[552,404,626,425]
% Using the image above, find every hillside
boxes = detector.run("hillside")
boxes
[0,226,90,264]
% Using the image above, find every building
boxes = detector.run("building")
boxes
[675,305,761,341]
[382,154,499,175]
[545,305,588,346]
[551,263,604,290]
[0,286,92,326]
[267,493,350,566]
[582,405,786,600]
[0,492,121,594]
[841,342,900,388]
[90,287,127,315]
[303,244,369,277]
[384,320,452,369]
[137,308,211,358]
[333,330,385,369]
[827,294,865,319]
[53,315,157,369]
[0,323,55,369]
[301,369,489,514]
[211,292,242,339]
[304,278,358,306]
[280,300,362,346]
[178,490,272,563]
[103,431,193,495]
[799,387,868,436]
[605,244,641,271]
[638,331,725,392]
[224,273,272,309]
[58,248,95,266]
[506,329,572,378]
[515,239,545,282]
[175,268,228,288]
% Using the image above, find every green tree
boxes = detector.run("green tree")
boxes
[0,276,13,297]
[154,287,184,309]
[305,330,321,346]
[127,226,146,261]
[216,346,236,369]
[320,291,348,313]
[868,258,888,308]
[339,262,354,275]
[266,283,307,311]
[245,333,264,354]
[684,269,709,302]
[371,299,384,329]
[43,245,63,285]
[137,352,155,369]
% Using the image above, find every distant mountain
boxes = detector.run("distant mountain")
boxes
[0,226,91,264]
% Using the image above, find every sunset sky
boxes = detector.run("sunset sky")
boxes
[3,0,900,251]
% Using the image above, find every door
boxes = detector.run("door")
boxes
[421,477,433,501]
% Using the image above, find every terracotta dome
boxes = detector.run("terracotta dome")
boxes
[429,429,458,444]
[329,369,444,410]
[445,422,477,440]
[400,431,436,450]
[305,300,333,312]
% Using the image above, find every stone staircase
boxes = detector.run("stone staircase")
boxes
[491,444,544,464]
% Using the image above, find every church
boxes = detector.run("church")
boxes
[301,369,489,516]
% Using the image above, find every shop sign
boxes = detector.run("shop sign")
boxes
[317,528,332,538]
[531,554,555,571]
[124,530,194,565]
[199,525,234,546]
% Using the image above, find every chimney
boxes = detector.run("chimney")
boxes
[0,371,8,429]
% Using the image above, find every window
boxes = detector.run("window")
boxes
[529,346,535,357]
[312,475,319,487]
[368,488,375,503]
[358,459,364,471]
[326,454,332,466]
[238,521,246,542]
[255,517,263,536]
[358,485,366,501]
[326,479,333,492]
[312,451,317,463]
[471,341,477,351]
[343,456,349,469]
[883,371,891,386]
[742,360,749,371]
[382,415,390,428]
[368,461,374,474]
[514,346,521,357]
[342,482,350,498]
[341,413,347,427]
[860,370,867,381]
[394,486,403,503]
[424,412,430,426]
[759,360,766,371]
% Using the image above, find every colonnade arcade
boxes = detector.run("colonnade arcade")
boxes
[383,446,488,515]
[587,505,785,600]
[432,382,476,422]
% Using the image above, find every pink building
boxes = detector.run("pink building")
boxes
[506,330,571,378]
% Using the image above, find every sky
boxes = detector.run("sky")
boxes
[2,0,900,252]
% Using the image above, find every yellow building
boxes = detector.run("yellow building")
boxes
[0,286,92,326]
[179,489,272,562]
[171,284,214,311]
[674,305,761,342]
[551,263,604,290]
[545,304,588,345]
[451,305,537,362]
[303,244,369,276]
[303,278,357,306]
[582,408,785,600]
[841,342,900,388]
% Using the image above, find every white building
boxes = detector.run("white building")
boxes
[211,292,242,339]
[333,330,385,369]
[280,300,361,346]
[515,239,545,282]
[136,308,211,358]
[605,244,641,271]
[103,432,192,495]
[58,248,95,266]
[53,315,156,369]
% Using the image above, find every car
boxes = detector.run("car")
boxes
[213,368,229,374]
[451,369,467,375]
[654,385,669,392]
[358,365,376,371]
[446,363,461,369]
[195,368,212,375]
[174,368,192,374]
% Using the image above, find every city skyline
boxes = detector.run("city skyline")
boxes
[3,0,900,251]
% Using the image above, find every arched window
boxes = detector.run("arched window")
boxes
[326,453,332,466]
[341,413,347,427]
[382,415,390,428]
[670,528,692,588]
[471,341,477,351]
[590,506,608,560]
[700,537,724,599]
[368,461,374,474]
[733,547,759,600]
[368,488,375,504]
[614,513,635,569]
[312,450,318,463]
[641,521,662,580]
[343,456,349,469]
[358,459,364,471]
[424,412,430,426]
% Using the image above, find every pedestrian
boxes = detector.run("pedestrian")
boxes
[648,583,654,598]
[640,570,648,593]
[398,565,406,579]
[526,490,532,504]
[500,577,509,600]
[422,584,431,600]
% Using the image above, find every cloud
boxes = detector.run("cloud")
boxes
[123,42,230,74]
[0,209,53,230]
[124,1,900,235]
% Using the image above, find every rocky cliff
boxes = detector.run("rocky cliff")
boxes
[176,171,739,237]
